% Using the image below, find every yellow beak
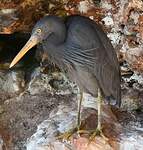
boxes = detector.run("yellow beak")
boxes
[9,35,39,68]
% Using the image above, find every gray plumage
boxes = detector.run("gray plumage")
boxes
[38,15,121,106]
[10,15,121,107]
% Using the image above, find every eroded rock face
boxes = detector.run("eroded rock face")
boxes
[0,70,25,93]
[0,0,67,34]
[0,0,143,71]
[0,70,25,101]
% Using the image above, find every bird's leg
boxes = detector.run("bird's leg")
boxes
[77,91,83,130]
[90,88,108,140]
[77,91,91,135]
[57,129,77,141]
[96,88,102,133]
[57,92,84,140]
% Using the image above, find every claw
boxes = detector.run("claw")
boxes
[57,131,74,141]
[77,130,91,134]
[89,127,108,142]
[57,126,91,141]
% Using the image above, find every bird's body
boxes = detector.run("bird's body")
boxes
[40,15,121,106]
[10,15,121,137]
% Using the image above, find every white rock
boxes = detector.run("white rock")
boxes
[78,0,90,13]
[0,9,16,14]
[130,11,140,24]
[120,134,143,150]
[101,0,113,10]
[0,70,25,94]
[102,16,114,26]
[129,73,143,85]
[26,104,78,150]
[0,136,3,150]
[107,32,121,46]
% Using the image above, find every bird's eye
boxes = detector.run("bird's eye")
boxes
[36,28,42,33]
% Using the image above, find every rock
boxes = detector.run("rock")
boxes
[125,46,143,72]
[0,70,25,95]
[27,67,52,95]
[78,0,92,14]
[0,62,142,149]
[102,14,114,26]
[113,0,143,24]
[25,84,122,150]
[0,67,78,149]
[0,0,66,34]
[138,15,143,41]
[121,71,143,111]
[26,97,143,150]
[0,0,143,149]
[0,136,3,150]
[120,134,143,150]
[0,128,13,150]
[121,88,140,111]
[0,106,4,114]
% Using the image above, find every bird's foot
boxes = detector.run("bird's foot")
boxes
[57,130,73,141]
[57,128,77,141]
[57,125,90,141]
[89,127,108,142]
[77,129,91,135]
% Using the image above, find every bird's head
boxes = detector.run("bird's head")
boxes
[9,15,65,68]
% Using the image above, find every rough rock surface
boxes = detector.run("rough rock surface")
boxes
[0,0,143,150]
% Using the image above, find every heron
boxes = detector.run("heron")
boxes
[9,15,121,138]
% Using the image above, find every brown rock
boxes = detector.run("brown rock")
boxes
[73,137,114,150]
[125,46,143,72]
[138,15,143,41]
[0,127,13,150]
[0,0,66,34]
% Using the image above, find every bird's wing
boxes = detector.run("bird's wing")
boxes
[64,17,121,106]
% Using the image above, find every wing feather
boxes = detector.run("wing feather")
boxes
[64,16,121,106]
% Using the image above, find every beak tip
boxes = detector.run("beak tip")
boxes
[9,63,13,68]
[9,35,38,69]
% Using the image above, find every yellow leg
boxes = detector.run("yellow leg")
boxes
[77,92,83,130]
[97,88,102,132]
[57,92,84,140]
[90,89,108,140]
[57,129,76,140]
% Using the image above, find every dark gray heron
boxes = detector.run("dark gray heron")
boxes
[9,15,121,138]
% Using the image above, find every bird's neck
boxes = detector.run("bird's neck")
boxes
[42,36,66,68]
[41,17,67,68]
